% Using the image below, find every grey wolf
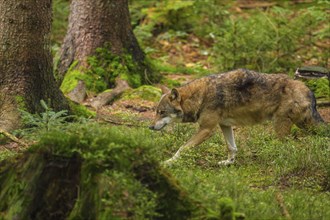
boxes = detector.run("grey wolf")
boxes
[149,69,324,166]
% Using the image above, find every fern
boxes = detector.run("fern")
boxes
[19,100,70,133]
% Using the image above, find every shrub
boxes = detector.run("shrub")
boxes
[212,6,328,73]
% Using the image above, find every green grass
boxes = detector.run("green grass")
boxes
[149,122,330,219]
[0,149,16,162]
[1,120,329,219]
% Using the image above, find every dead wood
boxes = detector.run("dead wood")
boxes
[67,80,87,103]
[90,79,130,110]
[0,128,28,148]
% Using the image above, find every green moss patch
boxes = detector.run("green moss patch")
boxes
[60,70,83,94]
[68,100,96,118]
[0,124,199,219]
[121,85,162,102]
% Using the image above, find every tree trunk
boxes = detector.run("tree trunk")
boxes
[0,0,69,131]
[56,0,158,104]
[57,0,150,103]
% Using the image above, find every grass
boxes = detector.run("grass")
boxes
[148,122,330,219]
[1,119,329,219]
[0,149,16,162]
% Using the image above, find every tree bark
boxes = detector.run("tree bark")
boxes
[0,0,69,131]
[57,0,146,83]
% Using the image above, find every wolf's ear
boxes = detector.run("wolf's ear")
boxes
[170,88,181,101]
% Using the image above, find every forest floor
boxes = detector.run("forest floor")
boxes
[1,27,330,219]
[1,31,329,155]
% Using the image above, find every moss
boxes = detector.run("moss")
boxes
[0,124,199,219]
[0,151,80,220]
[121,85,162,102]
[68,100,96,118]
[87,46,143,88]
[15,96,27,111]
[60,45,161,96]
[218,197,235,220]
[60,70,82,94]
[162,77,181,87]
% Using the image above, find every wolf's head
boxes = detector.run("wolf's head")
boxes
[149,89,183,130]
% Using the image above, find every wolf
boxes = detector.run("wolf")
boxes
[149,69,324,166]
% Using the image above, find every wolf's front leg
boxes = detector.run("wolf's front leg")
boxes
[163,127,214,166]
[218,125,237,166]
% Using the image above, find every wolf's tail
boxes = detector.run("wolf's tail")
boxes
[309,91,325,123]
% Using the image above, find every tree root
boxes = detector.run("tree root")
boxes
[0,128,28,148]
[90,79,130,110]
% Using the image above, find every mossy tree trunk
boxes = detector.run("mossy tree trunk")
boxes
[0,0,69,131]
[57,0,152,103]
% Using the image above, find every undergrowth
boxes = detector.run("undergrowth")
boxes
[1,118,329,219]
[149,122,330,220]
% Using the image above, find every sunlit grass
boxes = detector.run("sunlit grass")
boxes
[150,122,330,219]
[1,120,329,219]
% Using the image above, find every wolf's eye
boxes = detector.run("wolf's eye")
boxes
[158,110,166,115]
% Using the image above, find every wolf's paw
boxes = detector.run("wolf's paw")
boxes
[218,159,235,166]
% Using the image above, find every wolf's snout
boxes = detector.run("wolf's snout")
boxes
[149,125,155,130]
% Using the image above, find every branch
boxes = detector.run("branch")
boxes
[0,128,28,148]
[97,116,146,128]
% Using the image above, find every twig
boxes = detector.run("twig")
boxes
[0,128,29,148]
[276,191,292,220]
[98,117,147,128]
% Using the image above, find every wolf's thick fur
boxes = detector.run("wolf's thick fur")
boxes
[150,69,324,165]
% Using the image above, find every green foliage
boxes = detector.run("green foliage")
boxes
[60,69,82,94]
[0,150,16,162]
[306,78,330,99]
[192,0,231,38]
[219,198,235,220]
[60,48,142,94]
[51,0,70,51]
[2,118,329,219]
[89,45,162,88]
[121,85,162,102]
[212,6,328,73]
[14,96,27,112]
[86,45,155,89]
[132,0,194,45]
[68,100,96,118]
[149,121,330,219]
[18,100,70,134]
[0,124,198,219]
[131,1,328,74]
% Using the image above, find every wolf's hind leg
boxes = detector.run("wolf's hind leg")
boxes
[218,125,237,166]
